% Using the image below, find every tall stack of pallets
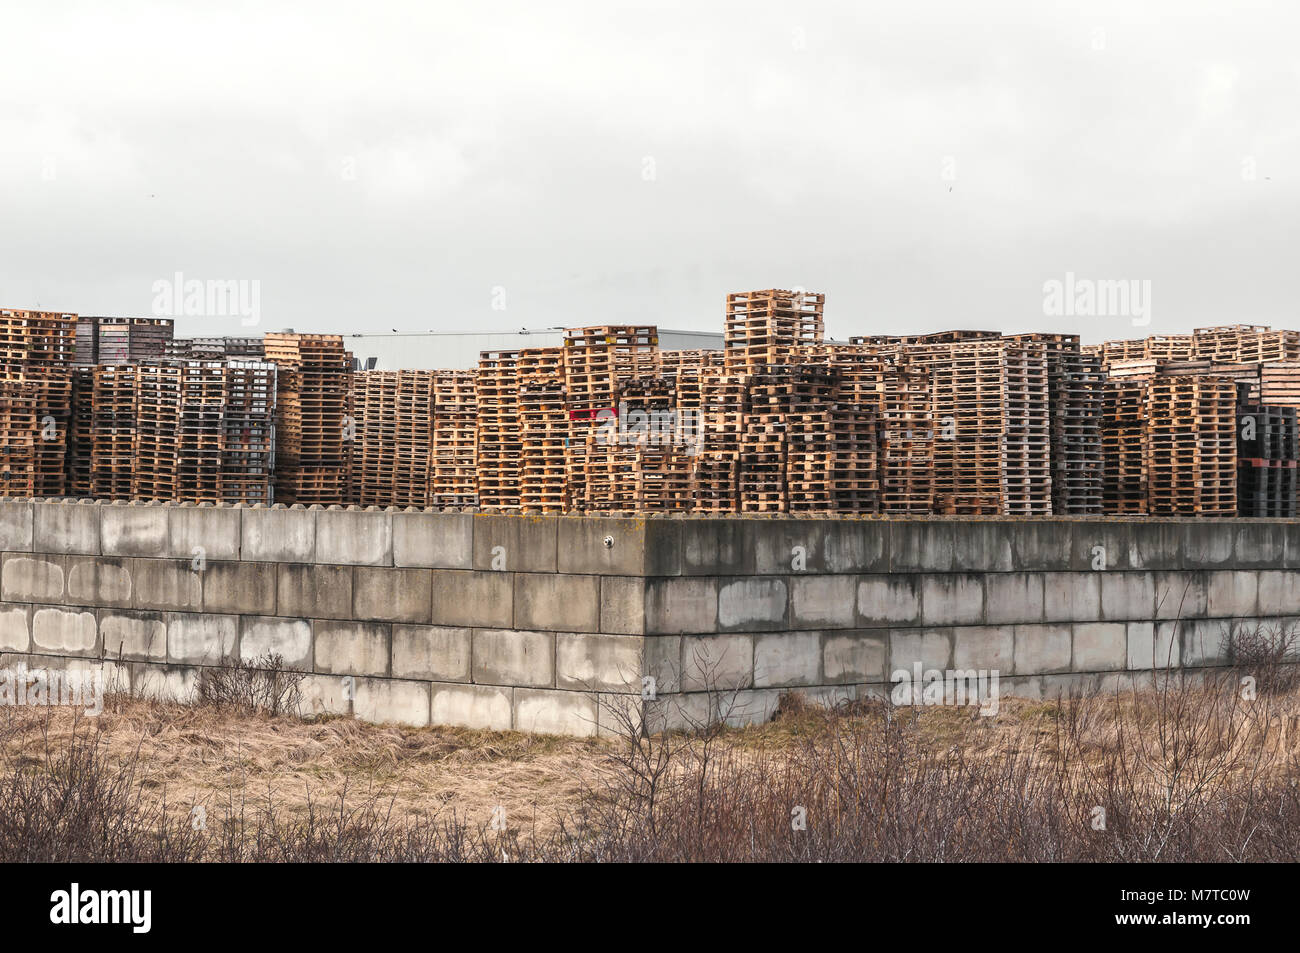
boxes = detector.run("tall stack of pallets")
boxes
[0,309,76,498]
[1101,378,1149,514]
[95,317,174,364]
[877,357,934,514]
[518,348,567,512]
[0,382,38,496]
[1144,376,1237,516]
[218,361,276,504]
[693,365,747,512]
[264,333,351,504]
[90,364,138,501]
[724,290,824,370]
[431,370,477,506]
[562,326,659,512]
[1236,395,1298,518]
[475,350,522,511]
[739,365,837,513]
[132,362,183,501]
[903,335,1052,515]
[349,370,436,507]
[177,361,226,503]
[66,365,95,497]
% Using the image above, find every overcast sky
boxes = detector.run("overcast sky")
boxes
[2,0,1297,343]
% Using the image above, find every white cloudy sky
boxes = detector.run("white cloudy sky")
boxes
[2,0,1296,342]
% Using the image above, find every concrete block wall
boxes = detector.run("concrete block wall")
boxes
[1,500,1297,736]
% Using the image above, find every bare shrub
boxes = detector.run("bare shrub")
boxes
[1221,620,1300,694]
[196,653,304,717]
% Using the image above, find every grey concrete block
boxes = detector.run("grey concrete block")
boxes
[241,507,315,562]
[353,567,432,623]
[644,635,681,695]
[513,688,598,737]
[392,625,471,682]
[0,500,33,551]
[1,554,65,602]
[202,561,276,615]
[1233,523,1287,568]
[1257,570,1300,615]
[822,630,887,684]
[1128,621,1179,670]
[33,501,100,555]
[1043,572,1102,623]
[99,610,166,662]
[241,616,313,669]
[889,522,957,572]
[0,605,30,652]
[920,574,984,626]
[983,573,1044,625]
[717,577,787,631]
[680,633,753,691]
[299,673,352,717]
[1181,522,1233,568]
[472,629,555,687]
[679,520,751,575]
[430,682,513,731]
[857,574,921,626]
[392,511,472,569]
[134,664,198,703]
[1009,521,1073,572]
[514,573,600,632]
[1181,617,1231,667]
[100,505,168,557]
[1099,572,1156,621]
[557,517,680,576]
[1205,570,1257,618]
[472,514,557,572]
[789,574,856,628]
[1071,622,1127,672]
[951,522,1015,572]
[556,632,645,692]
[276,563,353,620]
[821,521,890,573]
[165,505,242,561]
[312,620,390,676]
[131,558,202,611]
[354,677,430,727]
[888,628,953,673]
[166,612,238,665]
[430,570,513,628]
[753,631,821,687]
[1011,624,1070,675]
[65,556,133,608]
[953,625,1015,672]
[315,509,393,566]
[1153,570,1207,620]
[600,577,646,635]
[645,577,718,634]
[749,520,888,574]
[31,607,98,656]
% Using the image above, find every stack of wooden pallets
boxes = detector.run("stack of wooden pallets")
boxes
[737,364,836,513]
[264,333,351,504]
[177,361,226,503]
[562,327,659,512]
[724,290,824,371]
[1144,376,1237,516]
[218,360,276,504]
[475,350,522,511]
[1193,326,1300,363]
[132,362,183,501]
[0,381,39,496]
[518,348,567,512]
[95,317,174,364]
[90,364,138,501]
[1236,398,1298,518]
[0,309,76,497]
[877,358,934,514]
[349,370,437,507]
[66,365,95,497]
[431,370,477,506]
[1101,378,1148,514]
